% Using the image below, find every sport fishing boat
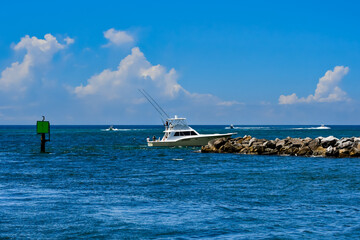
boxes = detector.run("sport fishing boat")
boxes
[147,115,236,147]
[138,89,236,147]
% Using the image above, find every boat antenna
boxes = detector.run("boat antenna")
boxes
[141,89,170,119]
[138,89,169,120]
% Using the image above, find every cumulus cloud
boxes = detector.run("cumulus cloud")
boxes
[0,34,73,92]
[74,47,182,100]
[74,46,240,111]
[279,66,350,104]
[103,28,134,47]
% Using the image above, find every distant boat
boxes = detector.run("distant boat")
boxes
[106,125,118,131]
[229,124,234,129]
[317,124,330,130]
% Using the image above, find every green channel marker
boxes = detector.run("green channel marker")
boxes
[37,121,50,134]
[37,118,50,153]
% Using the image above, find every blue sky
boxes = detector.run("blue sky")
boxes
[0,0,359,124]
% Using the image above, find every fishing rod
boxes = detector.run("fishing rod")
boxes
[141,89,170,119]
[138,89,168,121]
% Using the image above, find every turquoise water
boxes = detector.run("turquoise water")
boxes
[1,125,360,239]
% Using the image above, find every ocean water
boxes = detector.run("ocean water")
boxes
[1,125,360,239]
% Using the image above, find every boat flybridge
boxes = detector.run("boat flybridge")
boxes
[138,89,236,147]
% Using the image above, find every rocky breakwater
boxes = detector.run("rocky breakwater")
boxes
[201,135,360,158]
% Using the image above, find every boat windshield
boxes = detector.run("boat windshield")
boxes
[167,118,190,130]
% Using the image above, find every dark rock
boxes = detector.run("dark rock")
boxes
[350,147,360,157]
[263,140,276,149]
[298,146,312,156]
[321,136,338,148]
[213,138,227,149]
[302,137,312,146]
[308,138,321,151]
[201,145,212,153]
[221,141,237,153]
[262,148,278,155]
[326,146,339,157]
[288,138,303,148]
[336,140,353,149]
[313,146,326,156]
[276,139,286,149]
[339,149,350,158]
[248,138,257,147]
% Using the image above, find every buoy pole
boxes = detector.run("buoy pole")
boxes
[41,133,46,153]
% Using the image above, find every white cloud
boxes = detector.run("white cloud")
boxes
[0,34,73,92]
[73,46,242,113]
[217,100,243,106]
[74,47,182,100]
[64,37,75,45]
[279,66,350,104]
[103,28,134,47]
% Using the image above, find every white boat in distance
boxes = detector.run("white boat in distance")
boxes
[147,115,236,147]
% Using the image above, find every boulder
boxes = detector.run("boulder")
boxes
[249,138,266,147]
[239,148,249,154]
[221,141,237,153]
[262,148,278,155]
[288,138,303,148]
[252,145,264,154]
[336,139,353,149]
[213,138,227,149]
[207,139,217,149]
[313,146,326,156]
[276,139,287,149]
[349,147,360,157]
[263,140,276,149]
[326,146,339,157]
[321,136,338,148]
[232,143,243,152]
[339,149,350,158]
[303,137,312,146]
[298,146,312,156]
[287,147,299,155]
[308,138,321,151]
[201,145,213,153]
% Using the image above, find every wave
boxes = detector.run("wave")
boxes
[101,129,137,131]
[292,126,331,130]
[225,127,271,130]
[101,128,147,131]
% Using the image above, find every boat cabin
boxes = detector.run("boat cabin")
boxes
[160,116,199,141]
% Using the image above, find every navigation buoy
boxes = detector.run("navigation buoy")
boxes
[36,116,50,153]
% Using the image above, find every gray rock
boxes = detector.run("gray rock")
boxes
[220,141,237,153]
[326,146,339,157]
[248,138,257,147]
[263,140,276,149]
[321,136,338,148]
[298,146,312,156]
[276,139,286,149]
[213,138,227,149]
[308,138,321,151]
[337,140,353,149]
[288,138,303,148]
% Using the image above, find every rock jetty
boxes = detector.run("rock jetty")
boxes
[201,135,360,158]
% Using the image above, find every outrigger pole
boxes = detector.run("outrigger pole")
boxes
[138,89,170,121]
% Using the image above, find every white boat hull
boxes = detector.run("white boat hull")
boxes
[147,133,235,147]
